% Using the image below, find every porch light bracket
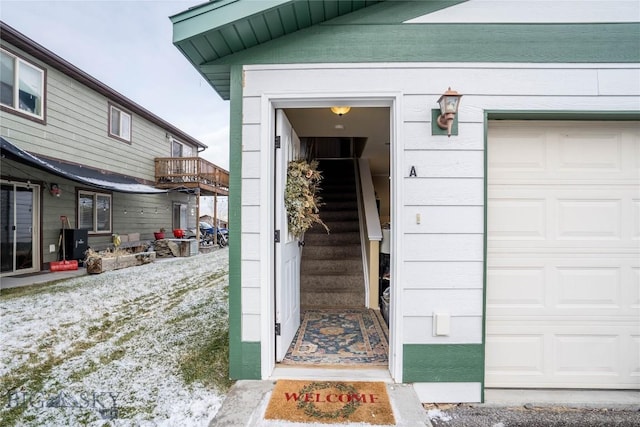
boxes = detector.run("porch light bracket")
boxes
[50,183,61,197]
[435,87,462,137]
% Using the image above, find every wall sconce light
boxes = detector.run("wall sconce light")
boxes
[436,87,463,137]
[50,183,61,197]
[330,106,351,116]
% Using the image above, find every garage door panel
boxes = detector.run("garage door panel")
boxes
[557,199,621,240]
[488,258,638,317]
[631,336,640,378]
[631,268,640,309]
[488,199,546,240]
[486,121,640,389]
[489,132,547,172]
[487,323,639,388]
[554,334,619,376]
[555,267,621,309]
[556,132,622,173]
[486,267,545,308]
[633,201,640,239]
[485,335,545,376]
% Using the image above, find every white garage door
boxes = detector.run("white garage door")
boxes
[486,121,640,389]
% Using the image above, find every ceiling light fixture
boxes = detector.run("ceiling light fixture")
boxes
[330,106,351,116]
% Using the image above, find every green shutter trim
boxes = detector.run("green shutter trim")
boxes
[403,344,484,383]
[227,64,260,379]
[205,23,639,67]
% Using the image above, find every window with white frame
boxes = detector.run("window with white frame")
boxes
[78,190,112,234]
[0,48,45,119]
[171,138,194,157]
[108,103,131,142]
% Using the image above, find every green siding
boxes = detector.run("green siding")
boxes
[209,23,639,66]
[403,344,484,383]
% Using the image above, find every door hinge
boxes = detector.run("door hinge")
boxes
[275,323,281,336]
[275,135,281,149]
[274,230,280,243]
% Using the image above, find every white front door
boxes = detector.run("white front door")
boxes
[275,109,302,361]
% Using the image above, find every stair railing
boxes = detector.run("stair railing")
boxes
[355,158,383,308]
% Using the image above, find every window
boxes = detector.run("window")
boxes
[78,191,111,234]
[171,138,194,157]
[1,48,45,119]
[108,104,131,142]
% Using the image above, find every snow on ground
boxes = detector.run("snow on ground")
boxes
[1,248,229,427]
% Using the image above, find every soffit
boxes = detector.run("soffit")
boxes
[171,0,386,99]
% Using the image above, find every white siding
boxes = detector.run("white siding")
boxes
[240,62,639,357]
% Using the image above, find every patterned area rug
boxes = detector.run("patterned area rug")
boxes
[282,308,389,366]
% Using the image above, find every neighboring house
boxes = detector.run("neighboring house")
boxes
[171,0,639,403]
[0,22,229,278]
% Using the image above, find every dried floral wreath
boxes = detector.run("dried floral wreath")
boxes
[285,159,330,238]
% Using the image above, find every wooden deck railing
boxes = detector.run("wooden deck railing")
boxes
[154,157,229,195]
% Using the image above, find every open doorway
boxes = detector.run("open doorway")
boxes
[274,107,391,370]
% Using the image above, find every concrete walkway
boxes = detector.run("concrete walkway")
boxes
[211,380,430,427]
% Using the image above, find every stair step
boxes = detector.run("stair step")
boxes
[304,232,360,245]
[321,193,357,202]
[303,245,361,259]
[318,210,359,221]
[301,273,365,291]
[301,291,364,308]
[301,259,363,275]
[322,200,358,210]
[307,220,360,233]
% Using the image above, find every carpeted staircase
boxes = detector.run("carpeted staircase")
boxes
[300,159,365,308]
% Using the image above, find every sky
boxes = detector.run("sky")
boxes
[0,0,230,170]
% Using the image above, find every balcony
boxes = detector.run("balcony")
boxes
[155,157,229,196]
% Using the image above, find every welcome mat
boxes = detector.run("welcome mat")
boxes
[282,309,389,366]
[264,380,395,425]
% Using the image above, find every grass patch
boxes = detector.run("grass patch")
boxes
[0,279,79,299]
[179,325,233,392]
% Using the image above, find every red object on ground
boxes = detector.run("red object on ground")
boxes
[154,232,165,240]
[50,260,78,271]
[173,229,185,238]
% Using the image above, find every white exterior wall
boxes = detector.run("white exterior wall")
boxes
[239,62,640,381]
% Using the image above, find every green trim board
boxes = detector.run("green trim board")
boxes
[403,344,484,383]
[227,64,258,379]
[208,23,638,66]
[486,110,640,121]
[230,342,261,380]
